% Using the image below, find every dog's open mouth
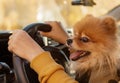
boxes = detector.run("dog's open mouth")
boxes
[70,50,91,61]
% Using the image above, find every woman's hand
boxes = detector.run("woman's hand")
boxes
[8,30,45,62]
[40,21,69,44]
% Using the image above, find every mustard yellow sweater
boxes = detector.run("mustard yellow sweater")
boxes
[30,52,78,83]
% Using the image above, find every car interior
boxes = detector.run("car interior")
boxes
[0,0,120,83]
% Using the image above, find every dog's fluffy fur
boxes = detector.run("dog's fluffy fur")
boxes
[68,15,120,83]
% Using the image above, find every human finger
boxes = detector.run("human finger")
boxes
[9,35,13,40]
[8,38,14,53]
[8,30,19,52]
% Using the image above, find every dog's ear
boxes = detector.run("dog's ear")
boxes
[101,16,116,34]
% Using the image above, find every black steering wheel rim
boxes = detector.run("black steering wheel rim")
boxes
[12,23,70,83]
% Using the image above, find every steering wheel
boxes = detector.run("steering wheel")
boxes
[12,23,70,83]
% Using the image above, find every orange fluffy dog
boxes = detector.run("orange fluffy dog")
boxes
[66,15,120,83]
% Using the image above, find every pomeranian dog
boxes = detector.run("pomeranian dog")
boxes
[66,15,120,83]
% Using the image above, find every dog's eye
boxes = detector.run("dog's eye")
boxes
[80,37,89,43]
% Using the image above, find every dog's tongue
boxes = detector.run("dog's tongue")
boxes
[69,51,83,61]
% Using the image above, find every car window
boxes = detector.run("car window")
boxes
[0,0,120,30]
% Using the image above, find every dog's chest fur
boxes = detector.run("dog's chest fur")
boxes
[89,70,119,83]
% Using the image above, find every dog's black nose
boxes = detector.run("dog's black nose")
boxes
[66,39,73,45]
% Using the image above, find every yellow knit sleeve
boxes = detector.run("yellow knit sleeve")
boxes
[30,51,78,83]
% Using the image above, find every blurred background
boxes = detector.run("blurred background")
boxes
[0,0,120,30]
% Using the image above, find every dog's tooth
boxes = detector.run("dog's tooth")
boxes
[80,52,86,57]
[80,53,84,56]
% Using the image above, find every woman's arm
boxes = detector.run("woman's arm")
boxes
[40,21,69,44]
[8,30,78,83]
[30,52,78,83]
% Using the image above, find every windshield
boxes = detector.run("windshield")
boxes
[0,0,120,30]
